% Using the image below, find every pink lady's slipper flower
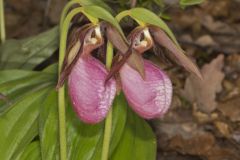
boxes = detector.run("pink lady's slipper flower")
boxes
[57,24,118,124]
[107,26,202,119]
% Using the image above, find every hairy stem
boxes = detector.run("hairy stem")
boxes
[0,0,6,43]
[101,12,131,160]
[60,0,81,29]
[101,42,114,160]
[58,87,67,160]
[58,7,98,160]
[58,7,84,160]
[60,0,98,30]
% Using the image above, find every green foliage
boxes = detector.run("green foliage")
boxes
[0,70,56,112]
[83,6,124,37]
[17,141,41,160]
[78,0,113,13]
[111,108,156,160]
[0,27,58,70]
[0,68,156,160]
[180,0,205,7]
[39,90,59,160]
[0,88,50,160]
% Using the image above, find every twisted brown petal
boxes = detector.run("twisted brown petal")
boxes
[149,26,202,79]
[105,25,145,80]
[105,23,128,54]
[56,24,103,89]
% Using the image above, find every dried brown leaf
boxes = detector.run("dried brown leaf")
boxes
[183,54,225,113]
[218,96,240,122]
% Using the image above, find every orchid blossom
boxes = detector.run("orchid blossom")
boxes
[107,25,202,119]
[57,23,117,124]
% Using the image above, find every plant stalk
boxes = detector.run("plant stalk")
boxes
[58,87,67,160]
[101,108,113,160]
[101,42,114,160]
[58,7,98,160]
[0,0,6,43]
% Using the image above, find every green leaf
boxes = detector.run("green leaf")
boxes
[0,70,34,84]
[109,94,128,155]
[39,90,59,160]
[37,89,127,160]
[43,63,58,74]
[0,68,156,160]
[129,8,180,47]
[0,88,50,160]
[66,93,127,160]
[180,0,205,6]
[0,70,56,112]
[16,141,41,160]
[67,106,103,160]
[83,6,125,37]
[0,27,59,69]
[111,108,156,160]
[90,94,128,160]
[0,69,56,160]
[79,0,113,13]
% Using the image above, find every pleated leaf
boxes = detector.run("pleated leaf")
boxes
[83,6,125,37]
[111,108,156,160]
[39,90,59,160]
[0,27,58,70]
[0,88,50,160]
[16,141,41,160]
[0,69,156,160]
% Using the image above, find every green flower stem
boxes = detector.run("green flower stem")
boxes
[116,9,146,26]
[106,42,113,69]
[60,1,99,30]
[101,42,114,160]
[0,0,6,43]
[58,6,98,160]
[115,10,130,22]
[60,0,81,28]
[101,108,112,160]
[101,11,133,160]
[101,11,146,160]
[58,7,83,160]
[59,7,84,71]
[58,87,67,160]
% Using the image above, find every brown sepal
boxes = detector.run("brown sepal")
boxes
[149,26,203,79]
[105,22,128,54]
[56,24,103,89]
[105,26,146,82]
[105,46,133,83]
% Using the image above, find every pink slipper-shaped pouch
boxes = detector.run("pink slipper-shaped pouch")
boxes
[68,56,116,124]
[120,60,172,119]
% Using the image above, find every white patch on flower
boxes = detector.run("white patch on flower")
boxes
[97,80,116,113]
[149,75,172,114]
